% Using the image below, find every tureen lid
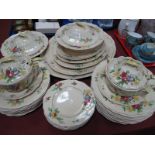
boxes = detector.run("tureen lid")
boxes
[106,56,148,91]
[55,22,104,51]
[0,54,32,85]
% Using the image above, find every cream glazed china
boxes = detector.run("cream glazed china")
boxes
[106,56,154,96]
[43,80,96,130]
[44,34,116,79]
[0,66,43,100]
[0,59,50,116]
[44,61,92,80]
[0,54,36,92]
[1,31,48,58]
[55,22,104,51]
[55,55,105,69]
[91,60,155,124]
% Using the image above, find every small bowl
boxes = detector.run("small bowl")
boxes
[126,32,143,46]
[0,54,39,92]
[105,56,149,96]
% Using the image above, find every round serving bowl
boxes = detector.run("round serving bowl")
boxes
[0,54,39,92]
[105,56,149,96]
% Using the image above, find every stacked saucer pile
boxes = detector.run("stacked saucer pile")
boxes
[43,80,96,130]
[44,22,116,79]
[0,54,50,116]
[132,43,155,63]
[1,30,48,58]
[91,56,155,124]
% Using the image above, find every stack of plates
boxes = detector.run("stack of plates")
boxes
[44,22,116,79]
[1,31,48,58]
[91,57,155,124]
[0,57,50,116]
[43,80,96,130]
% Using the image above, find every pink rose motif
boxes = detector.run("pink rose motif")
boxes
[12,47,18,53]
[132,104,141,110]
[121,71,127,81]
[6,69,14,78]
[121,96,129,102]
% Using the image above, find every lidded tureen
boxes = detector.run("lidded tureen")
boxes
[106,56,154,96]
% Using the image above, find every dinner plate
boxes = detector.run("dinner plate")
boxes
[55,55,105,69]
[55,22,104,51]
[44,61,92,79]
[56,49,105,64]
[43,80,96,129]
[57,43,105,61]
[1,31,48,58]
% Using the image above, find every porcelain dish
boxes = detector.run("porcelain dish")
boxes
[91,59,155,124]
[55,22,104,51]
[106,56,150,96]
[44,28,116,79]
[1,31,48,58]
[43,80,96,130]
[0,59,50,116]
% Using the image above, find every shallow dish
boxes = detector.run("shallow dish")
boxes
[43,80,95,130]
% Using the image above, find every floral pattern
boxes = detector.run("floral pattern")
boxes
[48,107,64,123]
[111,95,139,105]
[122,100,154,112]
[52,82,63,91]
[0,67,26,83]
[111,94,154,112]
[110,69,140,86]
[83,89,93,106]
[7,99,24,106]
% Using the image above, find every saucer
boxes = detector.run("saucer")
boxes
[43,80,95,130]
[132,45,155,63]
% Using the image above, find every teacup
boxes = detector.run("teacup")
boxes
[106,56,155,96]
[0,54,39,92]
[140,43,155,56]
[146,32,155,43]
[126,32,143,46]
